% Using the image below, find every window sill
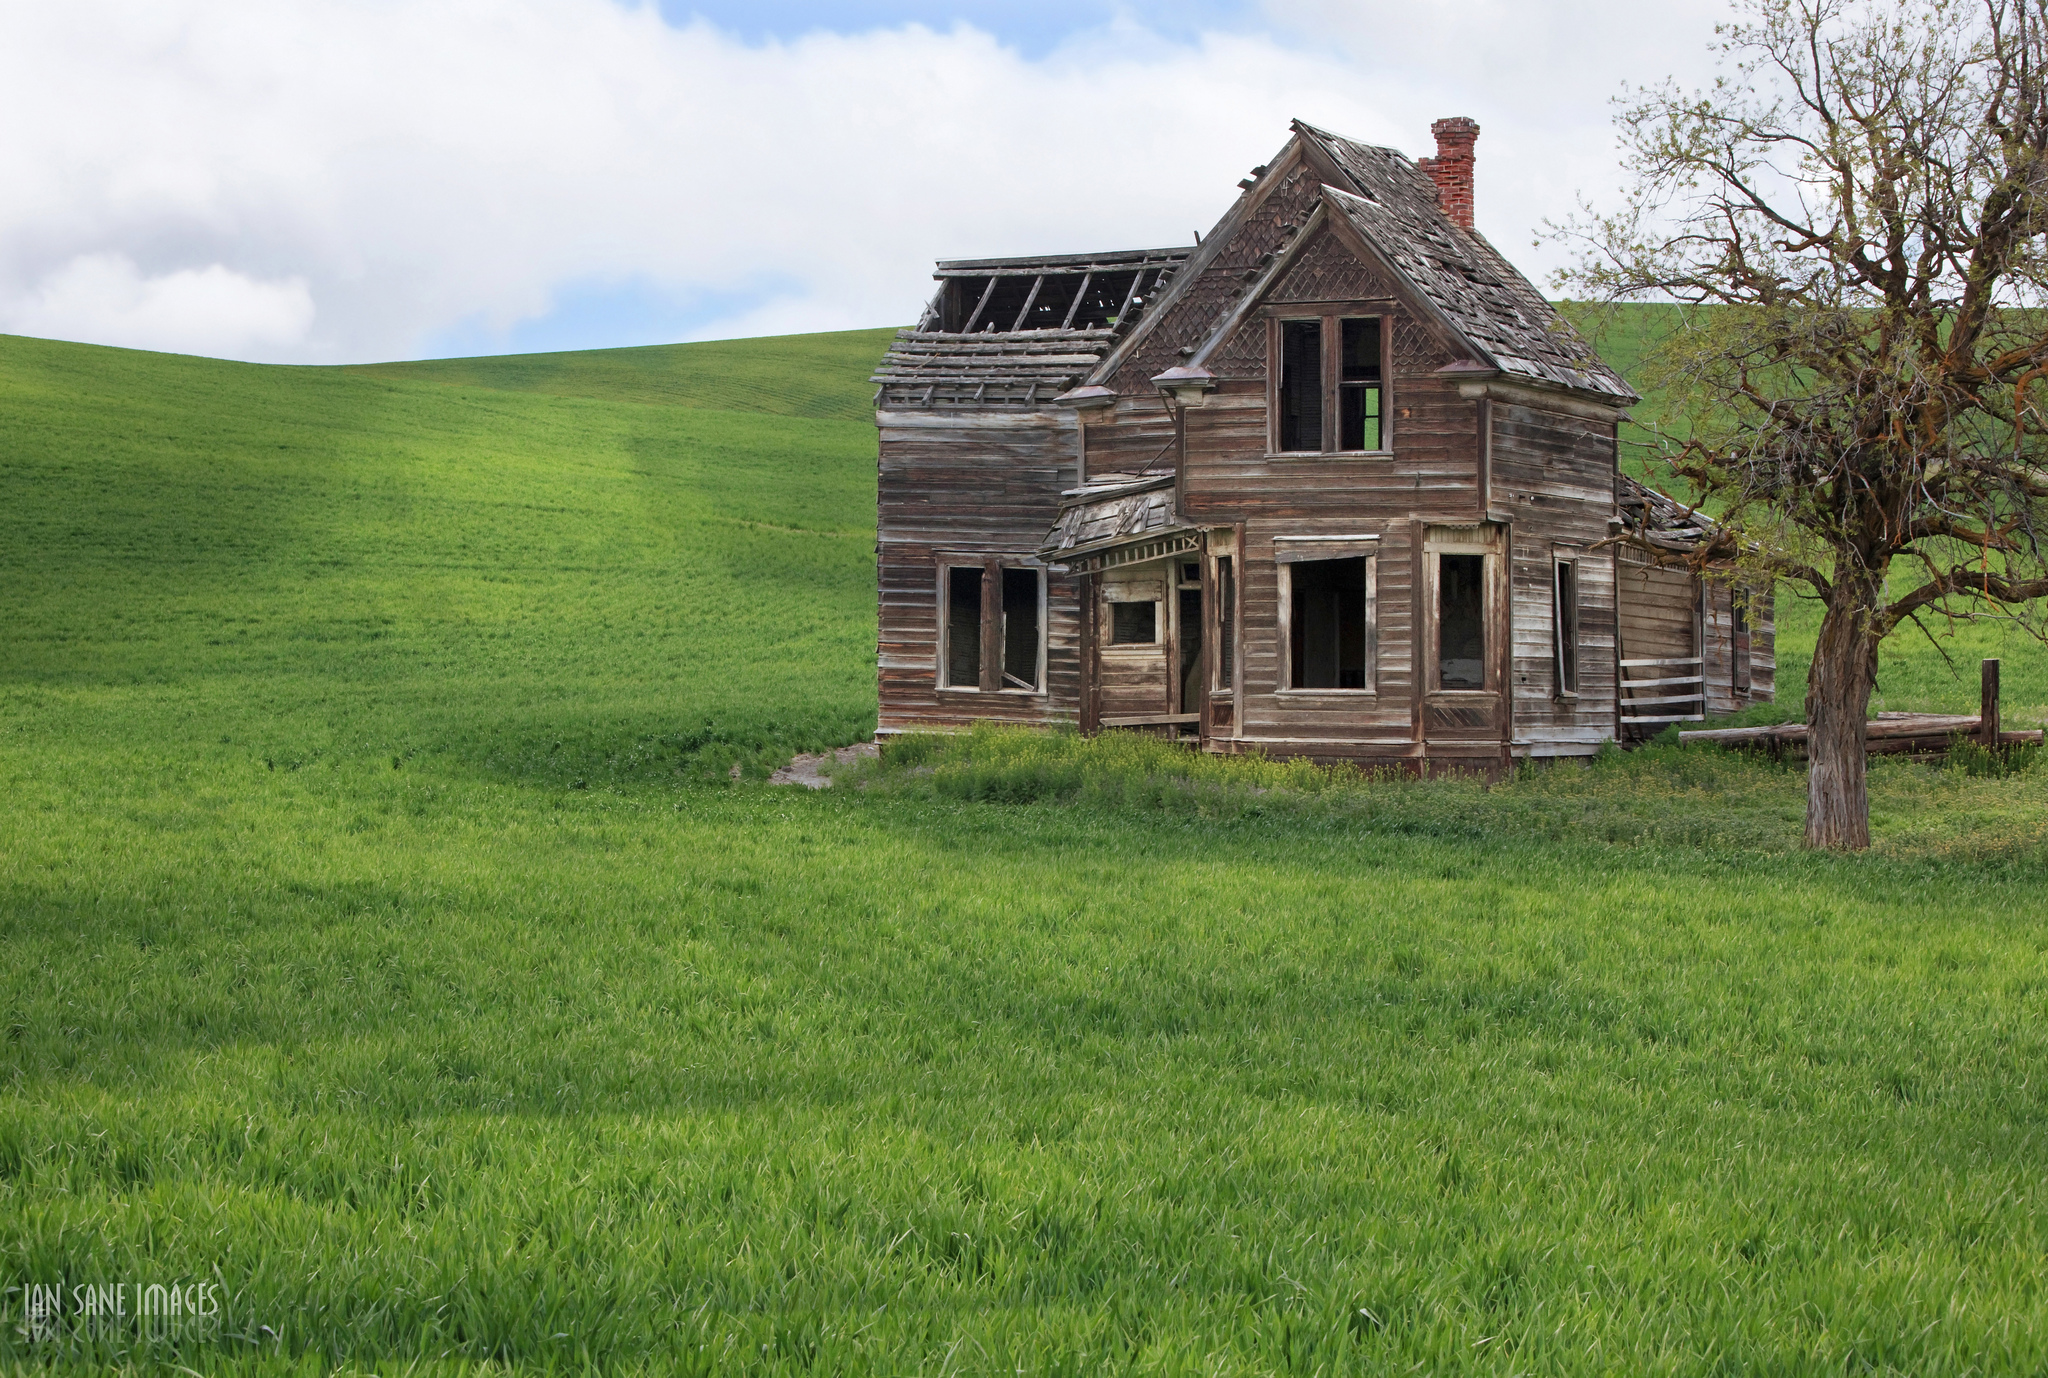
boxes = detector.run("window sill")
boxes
[1268,450,1395,460]
[937,685,1045,696]
[1277,688,1379,697]
[1103,644,1164,654]
[1428,687,1496,698]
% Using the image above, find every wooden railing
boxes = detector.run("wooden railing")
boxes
[1619,656,1705,730]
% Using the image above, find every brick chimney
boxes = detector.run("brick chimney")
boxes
[1417,116,1479,231]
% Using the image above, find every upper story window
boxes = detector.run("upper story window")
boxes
[1275,315,1385,454]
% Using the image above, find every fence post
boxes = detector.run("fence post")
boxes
[1981,658,2001,748]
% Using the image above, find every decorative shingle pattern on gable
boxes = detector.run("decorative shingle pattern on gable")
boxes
[1112,164,1328,393]
[1263,225,1398,305]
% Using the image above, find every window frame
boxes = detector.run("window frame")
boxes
[1274,537,1379,695]
[1266,308,1391,457]
[1553,550,1581,700]
[935,557,1047,695]
[1100,576,1165,655]
[1209,550,1237,698]
[1423,534,1500,696]
[1731,589,1753,697]
[1109,599,1159,646]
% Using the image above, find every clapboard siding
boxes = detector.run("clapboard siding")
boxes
[1081,396,1177,478]
[1700,580,1778,714]
[1615,551,1697,739]
[876,410,1082,733]
[1491,402,1621,754]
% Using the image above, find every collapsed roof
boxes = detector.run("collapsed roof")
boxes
[873,118,1635,411]
[1618,472,1714,551]
[870,248,1189,409]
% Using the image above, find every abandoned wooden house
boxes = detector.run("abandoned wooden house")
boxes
[870,117,1773,769]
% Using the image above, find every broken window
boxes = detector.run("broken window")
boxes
[1178,563,1203,711]
[1288,557,1373,690]
[1111,601,1157,645]
[1278,320,1323,451]
[1215,556,1235,688]
[943,565,984,689]
[1732,593,1752,695]
[1339,318,1383,451]
[1554,559,1579,696]
[1001,567,1041,691]
[942,562,1043,691]
[1438,553,1486,690]
[1277,315,1386,453]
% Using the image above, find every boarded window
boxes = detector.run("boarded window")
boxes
[1215,556,1236,689]
[1289,557,1372,689]
[1001,567,1040,690]
[1338,318,1383,451]
[1439,553,1486,689]
[1554,560,1579,695]
[1111,601,1157,645]
[944,566,984,688]
[1279,320,1323,451]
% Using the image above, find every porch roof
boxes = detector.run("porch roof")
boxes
[1038,472,1199,572]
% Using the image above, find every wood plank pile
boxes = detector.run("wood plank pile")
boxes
[1680,658,2038,759]
[1680,712,2041,757]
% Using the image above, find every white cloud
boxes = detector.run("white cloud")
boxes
[0,1,1729,363]
[8,254,315,356]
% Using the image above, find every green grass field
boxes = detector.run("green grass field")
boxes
[5,321,2048,1374]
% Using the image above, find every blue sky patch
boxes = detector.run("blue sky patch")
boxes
[418,274,808,360]
[651,0,1262,57]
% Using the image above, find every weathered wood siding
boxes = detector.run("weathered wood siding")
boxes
[1617,552,1697,662]
[875,410,1081,733]
[1096,562,1175,719]
[1081,397,1176,478]
[1616,548,1697,738]
[1492,401,1621,755]
[1701,580,1778,713]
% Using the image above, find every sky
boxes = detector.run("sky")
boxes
[0,0,1735,365]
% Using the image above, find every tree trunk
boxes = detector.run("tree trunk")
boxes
[1804,581,1882,851]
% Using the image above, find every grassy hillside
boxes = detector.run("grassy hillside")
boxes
[5,324,2048,1373]
[348,326,900,422]
[0,331,881,786]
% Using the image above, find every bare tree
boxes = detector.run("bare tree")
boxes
[1561,0,2048,849]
